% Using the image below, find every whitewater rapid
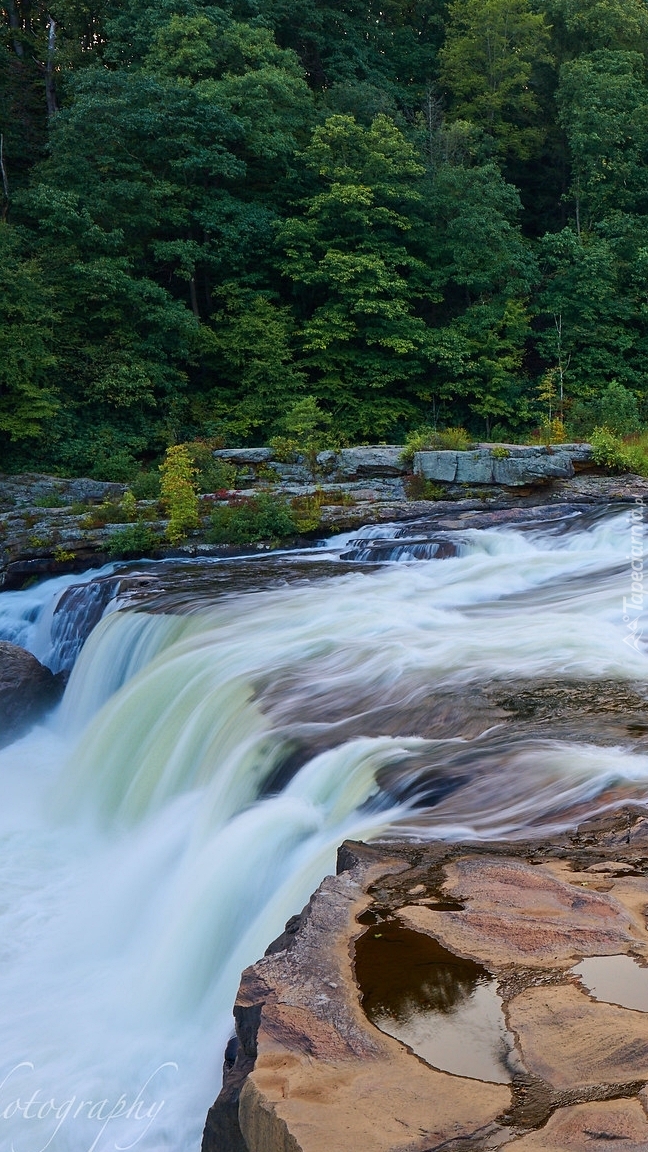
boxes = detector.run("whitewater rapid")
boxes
[0,507,646,1151]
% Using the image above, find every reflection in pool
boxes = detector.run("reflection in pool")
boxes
[355,920,522,1083]
[573,954,648,1012]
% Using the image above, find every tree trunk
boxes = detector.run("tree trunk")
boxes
[7,0,24,58]
[45,17,58,117]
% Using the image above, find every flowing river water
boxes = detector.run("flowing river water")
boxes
[0,505,646,1151]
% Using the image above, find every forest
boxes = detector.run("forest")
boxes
[2,0,648,478]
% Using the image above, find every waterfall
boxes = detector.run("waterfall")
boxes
[0,507,646,1151]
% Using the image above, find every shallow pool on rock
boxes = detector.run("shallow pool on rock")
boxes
[355,920,522,1083]
[573,954,648,1012]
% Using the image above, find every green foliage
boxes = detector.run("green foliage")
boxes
[130,471,161,500]
[403,475,447,500]
[159,444,200,543]
[401,425,472,464]
[208,494,298,545]
[589,426,632,471]
[35,491,66,508]
[120,490,138,521]
[596,382,642,437]
[491,446,511,458]
[53,546,75,563]
[81,501,130,528]
[185,441,237,493]
[5,0,648,462]
[439,0,551,160]
[105,523,160,557]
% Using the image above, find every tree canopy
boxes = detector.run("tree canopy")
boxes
[2,0,648,471]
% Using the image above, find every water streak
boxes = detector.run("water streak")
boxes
[0,508,646,1151]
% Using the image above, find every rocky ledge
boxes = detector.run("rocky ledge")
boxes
[205,807,648,1152]
[1,443,644,592]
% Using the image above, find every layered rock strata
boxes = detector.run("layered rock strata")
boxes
[205,807,648,1152]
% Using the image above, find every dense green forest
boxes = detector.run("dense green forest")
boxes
[2,0,648,477]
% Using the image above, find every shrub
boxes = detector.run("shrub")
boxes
[35,491,66,508]
[491,446,510,459]
[404,475,446,501]
[120,490,137,521]
[185,440,237,493]
[598,382,641,437]
[54,546,75,562]
[131,470,161,500]
[105,523,160,557]
[81,500,129,528]
[208,494,297,545]
[590,427,632,471]
[401,426,472,466]
[90,449,139,483]
[160,445,200,543]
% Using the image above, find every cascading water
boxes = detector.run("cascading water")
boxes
[0,506,647,1151]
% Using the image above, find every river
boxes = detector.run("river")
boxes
[0,505,645,1151]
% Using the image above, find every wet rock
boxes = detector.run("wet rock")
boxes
[0,641,62,745]
[400,856,640,967]
[209,810,648,1151]
[511,1100,648,1151]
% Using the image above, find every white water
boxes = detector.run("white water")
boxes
[0,508,647,1150]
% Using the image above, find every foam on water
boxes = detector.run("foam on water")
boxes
[0,508,646,1150]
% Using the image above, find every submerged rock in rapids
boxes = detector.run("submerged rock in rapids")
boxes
[205,808,648,1152]
[0,641,63,746]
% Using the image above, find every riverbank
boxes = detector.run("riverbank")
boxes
[1,443,646,590]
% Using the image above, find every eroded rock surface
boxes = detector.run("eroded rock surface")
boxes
[205,808,648,1152]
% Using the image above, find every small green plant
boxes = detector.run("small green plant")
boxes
[269,397,336,472]
[590,427,632,471]
[81,500,129,528]
[160,444,200,543]
[404,475,446,501]
[491,446,511,459]
[90,449,139,483]
[120,490,138,521]
[401,426,472,466]
[35,491,66,508]
[208,494,297,545]
[105,523,160,557]
[268,435,299,463]
[28,535,49,548]
[54,546,75,562]
[185,441,237,493]
[69,500,91,515]
[131,470,161,500]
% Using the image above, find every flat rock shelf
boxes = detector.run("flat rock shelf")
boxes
[205,806,648,1152]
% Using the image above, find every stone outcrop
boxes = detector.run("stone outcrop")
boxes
[206,807,648,1152]
[0,641,63,745]
[414,443,593,487]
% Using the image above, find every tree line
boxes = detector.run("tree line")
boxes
[2,0,648,478]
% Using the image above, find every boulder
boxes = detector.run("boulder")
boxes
[324,447,408,479]
[415,444,581,486]
[0,642,63,746]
